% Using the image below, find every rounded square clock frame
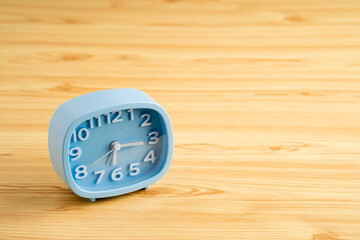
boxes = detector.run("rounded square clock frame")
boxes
[48,89,174,200]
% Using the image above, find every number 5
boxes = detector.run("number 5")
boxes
[129,162,140,176]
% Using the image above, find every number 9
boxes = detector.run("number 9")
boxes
[69,147,82,161]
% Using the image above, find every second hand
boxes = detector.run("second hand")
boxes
[94,149,113,164]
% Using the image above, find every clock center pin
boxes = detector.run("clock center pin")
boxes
[111,141,121,151]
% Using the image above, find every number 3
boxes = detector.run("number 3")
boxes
[148,131,159,144]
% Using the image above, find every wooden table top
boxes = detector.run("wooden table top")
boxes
[0,0,359,239]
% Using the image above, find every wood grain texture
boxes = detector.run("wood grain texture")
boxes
[0,0,360,239]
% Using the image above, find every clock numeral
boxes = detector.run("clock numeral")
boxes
[95,116,102,127]
[129,162,140,176]
[144,150,156,163]
[72,128,89,143]
[128,109,134,121]
[112,111,123,123]
[140,113,151,127]
[89,118,94,128]
[69,147,82,161]
[104,113,111,124]
[78,128,89,141]
[75,165,88,179]
[111,167,124,181]
[94,170,105,184]
[148,131,159,144]
[72,130,77,142]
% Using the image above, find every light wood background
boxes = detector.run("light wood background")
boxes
[0,0,360,239]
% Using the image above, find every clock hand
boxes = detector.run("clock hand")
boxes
[112,149,118,165]
[107,151,113,165]
[94,149,113,164]
[120,141,144,148]
[111,142,121,166]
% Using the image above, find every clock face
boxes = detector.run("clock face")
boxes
[68,108,167,192]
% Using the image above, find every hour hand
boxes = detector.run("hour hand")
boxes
[111,142,121,165]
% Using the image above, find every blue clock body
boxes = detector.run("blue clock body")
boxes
[48,89,174,201]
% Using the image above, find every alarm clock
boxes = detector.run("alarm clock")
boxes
[48,89,174,202]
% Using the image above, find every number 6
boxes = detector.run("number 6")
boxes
[111,167,123,181]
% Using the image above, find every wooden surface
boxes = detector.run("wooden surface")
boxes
[0,0,360,239]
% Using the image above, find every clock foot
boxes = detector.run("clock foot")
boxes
[142,186,149,190]
[89,198,96,202]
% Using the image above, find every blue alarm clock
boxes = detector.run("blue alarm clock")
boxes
[48,89,174,202]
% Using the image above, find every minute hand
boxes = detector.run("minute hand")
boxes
[120,141,144,148]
